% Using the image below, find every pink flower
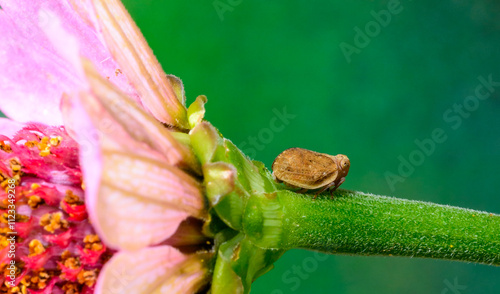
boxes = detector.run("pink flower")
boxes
[0,0,210,293]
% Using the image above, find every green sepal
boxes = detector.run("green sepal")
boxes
[167,74,186,106]
[212,139,271,193]
[211,188,246,230]
[251,160,278,192]
[217,233,285,294]
[203,162,245,230]
[187,95,208,128]
[243,192,284,249]
[203,162,237,205]
[211,251,244,294]
[211,228,243,294]
[190,121,222,164]
[169,131,191,146]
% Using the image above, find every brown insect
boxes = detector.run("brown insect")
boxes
[272,148,350,198]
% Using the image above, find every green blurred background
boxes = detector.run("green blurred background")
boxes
[126,0,500,293]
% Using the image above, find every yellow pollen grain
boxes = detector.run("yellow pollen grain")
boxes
[63,257,81,270]
[30,270,51,290]
[9,159,22,174]
[11,165,21,173]
[19,275,30,286]
[26,136,57,157]
[0,236,8,248]
[39,137,49,147]
[77,269,97,287]
[61,282,80,294]
[24,141,37,148]
[84,234,103,251]
[0,198,7,209]
[61,250,72,261]
[28,239,46,257]
[39,212,68,233]
[91,243,103,251]
[2,262,21,279]
[0,227,11,235]
[84,234,100,244]
[39,149,51,157]
[0,141,11,152]
[31,183,41,190]
[20,275,31,288]
[28,195,43,209]
[0,213,24,224]
[61,250,81,271]
[16,214,29,223]
[49,136,62,147]
[64,190,82,205]
[0,179,10,191]
[115,68,122,76]
[0,213,8,224]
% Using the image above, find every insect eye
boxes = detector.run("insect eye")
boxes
[339,158,350,168]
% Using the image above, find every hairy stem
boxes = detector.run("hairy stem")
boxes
[244,189,500,266]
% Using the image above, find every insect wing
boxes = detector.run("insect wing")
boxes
[272,148,338,189]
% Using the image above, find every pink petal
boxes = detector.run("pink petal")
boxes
[38,8,84,80]
[91,0,189,129]
[94,185,189,251]
[95,246,208,294]
[0,1,138,124]
[0,118,24,137]
[93,145,204,250]
[61,94,205,250]
[81,59,201,174]
[60,94,105,239]
[101,151,204,216]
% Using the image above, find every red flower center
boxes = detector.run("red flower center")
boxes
[0,123,113,294]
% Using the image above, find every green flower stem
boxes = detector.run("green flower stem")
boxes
[244,189,500,266]
[211,253,243,294]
